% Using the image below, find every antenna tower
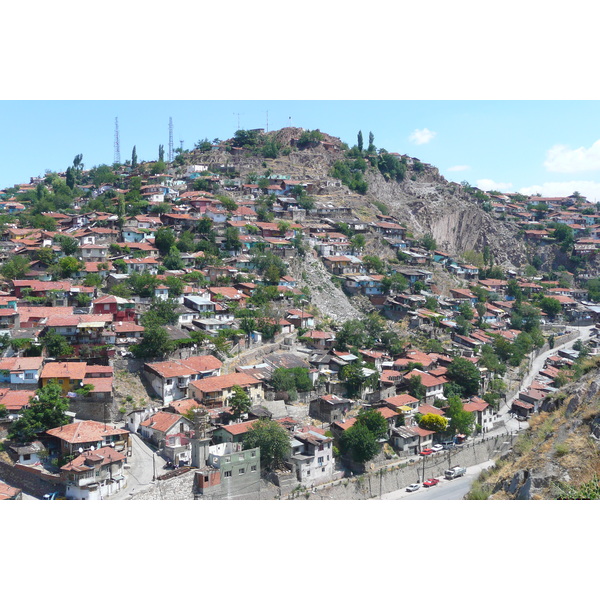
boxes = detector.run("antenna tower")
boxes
[114,117,121,164]
[168,117,174,162]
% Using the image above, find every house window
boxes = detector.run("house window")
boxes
[239,468,245,475]
[23,454,31,461]
[225,457,231,463]
[25,373,34,379]
[166,379,172,386]
[318,456,323,464]
[204,476,209,482]
[224,471,232,478]
[251,465,256,472]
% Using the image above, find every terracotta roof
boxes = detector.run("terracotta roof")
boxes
[140,411,190,433]
[41,361,87,381]
[169,398,200,415]
[61,446,126,472]
[190,373,260,394]
[0,389,34,411]
[417,404,445,416]
[0,482,21,500]
[376,407,398,420]
[46,420,128,443]
[219,419,260,436]
[385,393,420,407]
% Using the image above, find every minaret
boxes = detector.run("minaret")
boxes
[190,408,211,468]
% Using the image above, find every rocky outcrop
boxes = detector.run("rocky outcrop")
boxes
[487,368,600,499]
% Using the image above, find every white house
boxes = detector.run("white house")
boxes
[60,446,127,500]
[287,427,335,486]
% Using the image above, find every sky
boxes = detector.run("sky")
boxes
[5,100,600,201]
[4,1,597,588]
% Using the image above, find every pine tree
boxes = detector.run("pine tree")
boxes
[158,144,164,162]
[357,130,363,152]
[131,146,138,168]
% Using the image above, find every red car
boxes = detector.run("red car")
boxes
[419,449,433,456]
[423,478,439,487]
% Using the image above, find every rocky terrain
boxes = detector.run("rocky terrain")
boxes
[480,361,600,499]
[190,128,530,269]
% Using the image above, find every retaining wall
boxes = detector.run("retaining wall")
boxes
[0,460,61,498]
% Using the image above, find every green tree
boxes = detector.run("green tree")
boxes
[421,234,437,251]
[54,256,83,278]
[357,130,364,152]
[539,296,562,320]
[339,422,380,463]
[132,146,138,168]
[408,374,426,401]
[55,234,79,256]
[155,227,176,255]
[132,325,174,358]
[8,383,69,443]
[163,246,185,270]
[356,409,388,439]
[158,144,164,162]
[42,331,74,358]
[0,255,30,279]
[242,419,290,470]
[368,131,376,153]
[141,299,179,327]
[447,356,481,397]
[445,396,475,435]
[229,385,252,421]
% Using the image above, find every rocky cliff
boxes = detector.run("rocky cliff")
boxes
[482,363,600,499]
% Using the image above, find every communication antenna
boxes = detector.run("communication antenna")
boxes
[266,110,269,133]
[179,139,184,151]
[168,117,174,162]
[114,117,121,165]
[233,113,243,130]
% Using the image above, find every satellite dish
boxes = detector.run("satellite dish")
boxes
[110,442,115,448]
[78,447,83,453]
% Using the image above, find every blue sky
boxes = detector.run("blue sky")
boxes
[4,100,600,201]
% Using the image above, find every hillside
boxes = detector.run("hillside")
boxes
[187,128,529,269]
[480,363,600,499]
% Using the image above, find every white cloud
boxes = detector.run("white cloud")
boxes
[544,140,600,173]
[409,128,436,145]
[519,180,600,202]
[447,165,470,172]
[476,178,513,192]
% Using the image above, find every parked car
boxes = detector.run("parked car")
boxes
[419,448,433,456]
[423,478,439,487]
[441,440,455,449]
[406,483,420,492]
[431,444,444,452]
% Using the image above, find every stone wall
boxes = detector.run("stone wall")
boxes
[67,398,118,422]
[0,460,61,498]
[289,433,517,500]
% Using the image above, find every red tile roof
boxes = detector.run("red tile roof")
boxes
[190,373,260,394]
[41,361,88,381]
[46,420,129,443]
[140,411,190,433]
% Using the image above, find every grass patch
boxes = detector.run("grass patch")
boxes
[555,443,569,457]
[465,480,491,500]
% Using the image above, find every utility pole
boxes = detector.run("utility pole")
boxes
[168,117,174,162]
[114,117,121,165]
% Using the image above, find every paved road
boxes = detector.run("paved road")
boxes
[379,461,496,501]
[109,433,167,500]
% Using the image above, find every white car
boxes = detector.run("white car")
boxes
[431,444,444,452]
[406,483,420,492]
